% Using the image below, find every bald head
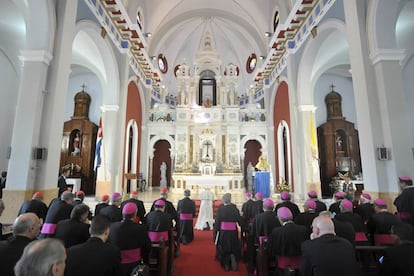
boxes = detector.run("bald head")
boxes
[311,216,335,240]
[13,213,41,239]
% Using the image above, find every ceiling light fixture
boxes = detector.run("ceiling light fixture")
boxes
[144,32,152,38]
[259,55,266,60]
[264,32,273,37]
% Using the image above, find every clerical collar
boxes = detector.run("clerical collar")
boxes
[282,220,293,226]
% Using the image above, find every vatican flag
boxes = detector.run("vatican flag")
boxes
[310,116,318,159]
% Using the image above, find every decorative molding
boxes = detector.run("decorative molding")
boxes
[298,105,317,112]
[100,105,119,112]
[370,48,406,65]
[19,50,53,65]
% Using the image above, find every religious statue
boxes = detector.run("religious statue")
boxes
[71,132,81,156]
[203,96,212,107]
[246,162,254,192]
[255,155,270,171]
[336,134,343,152]
[160,161,167,188]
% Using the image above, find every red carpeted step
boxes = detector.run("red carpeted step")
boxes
[173,229,247,275]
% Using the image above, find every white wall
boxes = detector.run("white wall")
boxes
[314,73,357,128]
[0,52,19,172]
[66,73,103,125]
[403,55,414,146]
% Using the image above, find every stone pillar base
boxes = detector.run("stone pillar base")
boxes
[95,181,111,201]
[1,188,57,224]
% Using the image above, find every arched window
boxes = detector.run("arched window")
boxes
[136,11,143,30]
[273,11,280,32]
[198,70,217,106]
[277,121,292,187]
[246,53,257,74]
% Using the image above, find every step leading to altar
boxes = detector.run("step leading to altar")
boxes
[171,173,244,194]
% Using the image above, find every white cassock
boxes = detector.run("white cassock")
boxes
[195,189,215,230]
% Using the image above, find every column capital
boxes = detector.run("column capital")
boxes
[370,48,406,65]
[100,105,119,112]
[19,50,53,65]
[298,105,317,112]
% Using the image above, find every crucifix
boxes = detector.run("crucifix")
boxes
[205,141,212,158]
[81,83,87,91]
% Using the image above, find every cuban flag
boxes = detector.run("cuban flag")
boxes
[94,117,103,171]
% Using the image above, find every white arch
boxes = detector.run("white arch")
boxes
[240,135,267,158]
[73,20,120,106]
[124,119,139,174]
[277,120,292,185]
[148,135,176,158]
[297,19,348,105]
[24,0,55,52]
[367,0,399,54]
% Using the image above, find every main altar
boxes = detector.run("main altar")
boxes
[146,31,271,195]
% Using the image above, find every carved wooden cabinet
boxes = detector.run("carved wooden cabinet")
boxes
[59,90,98,194]
[317,88,361,197]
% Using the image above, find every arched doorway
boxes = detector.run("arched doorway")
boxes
[243,140,262,191]
[152,140,172,188]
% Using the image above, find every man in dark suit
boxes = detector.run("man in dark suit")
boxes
[18,191,48,223]
[100,192,123,223]
[108,203,151,276]
[55,203,90,248]
[65,215,123,276]
[121,190,146,223]
[57,167,71,197]
[177,189,196,245]
[300,216,361,276]
[268,207,308,274]
[394,175,414,225]
[274,191,300,219]
[40,191,74,238]
[0,213,41,276]
[378,222,414,275]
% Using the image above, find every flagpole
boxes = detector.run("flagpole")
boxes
[100,114,108,184]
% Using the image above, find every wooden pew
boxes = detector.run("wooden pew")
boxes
[355,245,387,276]
[148,241,168,276]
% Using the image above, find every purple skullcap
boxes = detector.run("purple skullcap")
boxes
[245,192,252,198]
[308,190,317,198]
[280,191,290,200]
[306,199,317,210]
[122,202,137,215]
[361,193,371,200]
[263,199,274,209]
[374,198,387,208]
[277,207,293,220]
[255,192,263,200]
[399,175,412,181]
[335,192,345,199]
[111,192,122,201]
[341,199,353,210]
[155,199,165,207]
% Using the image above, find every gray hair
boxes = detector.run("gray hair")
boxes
[222,193,231,204]
[70,204,90,221]
[14,238,66,276]
[13,214,36,236]
[61,191,74,201]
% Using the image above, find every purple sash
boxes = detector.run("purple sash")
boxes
[277,255,301,269]
[220,222,237,230]
[41,223,57,234]
[374,234,396,246]
[180,213,193,220]
[258,236,267,245]
[355,232,368,242]
[148,231,169,242]
[397,212,412,220]
[121,248,141,264]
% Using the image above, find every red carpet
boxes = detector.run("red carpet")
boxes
[173,230,247,276]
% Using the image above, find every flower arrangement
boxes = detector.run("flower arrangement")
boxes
[276,178,291,193]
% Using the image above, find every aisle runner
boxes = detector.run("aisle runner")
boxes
[173,230,247,275]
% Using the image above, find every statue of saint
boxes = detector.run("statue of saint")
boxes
[255,155,270,171]
[160,162,167,188]
[71,132,81,156]
[247,162,254,192]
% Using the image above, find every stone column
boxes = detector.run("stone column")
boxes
[38,0,78,195]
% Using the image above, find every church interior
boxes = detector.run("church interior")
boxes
[0,0,414,257]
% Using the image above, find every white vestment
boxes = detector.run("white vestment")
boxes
[195,189,215,230]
